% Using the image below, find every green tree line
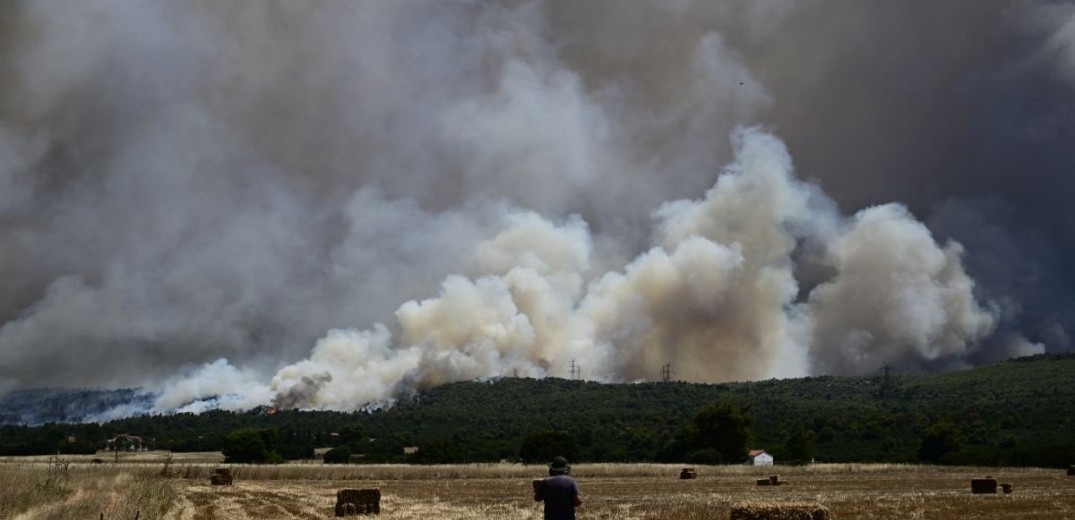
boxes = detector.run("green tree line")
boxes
[1,353,1073,467]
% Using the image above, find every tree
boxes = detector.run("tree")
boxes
[222,429,282,464]
[277,443,315,460]
[779,420,815,463]
[323,446,352,464]
[338,424,366,446]
[918,421,960,463]
[687,400,753,464]
[519,431,579,464]
[686,448,722,465]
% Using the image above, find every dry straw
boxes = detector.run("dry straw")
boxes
[730,501,831,520]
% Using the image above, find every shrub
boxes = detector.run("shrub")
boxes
[222,429,283,464]
[324,446,352,464]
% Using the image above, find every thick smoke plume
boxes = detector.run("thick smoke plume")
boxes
[161,128,1000,410]
[1,1,1070,413]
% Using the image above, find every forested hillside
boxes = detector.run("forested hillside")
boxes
[2,353,1073,467]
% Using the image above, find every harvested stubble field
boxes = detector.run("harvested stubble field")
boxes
[2,456,1075,519]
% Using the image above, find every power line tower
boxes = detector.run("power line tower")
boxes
[881,362,894,380]
[661,363,674,383]
[877,362,896,399]
[569,359,581,380]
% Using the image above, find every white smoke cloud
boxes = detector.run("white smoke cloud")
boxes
[807,204,999,374]
[156,128,1004,411]
[2,1,1065,416]
[153,358,272,413]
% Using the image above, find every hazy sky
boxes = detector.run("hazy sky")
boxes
[1,1,1072,411]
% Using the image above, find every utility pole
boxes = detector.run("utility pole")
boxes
[661,363,674,383]
[569,359,581,380]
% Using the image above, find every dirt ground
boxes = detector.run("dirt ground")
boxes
[158,465,1075,519]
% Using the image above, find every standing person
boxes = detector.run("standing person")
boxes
[534,456,582,520]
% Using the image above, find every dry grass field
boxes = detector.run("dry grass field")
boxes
[2,453,1074,519]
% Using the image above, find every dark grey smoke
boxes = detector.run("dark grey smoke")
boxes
[1,1,1071,409]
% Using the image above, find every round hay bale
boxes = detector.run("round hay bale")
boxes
[730,501,831,520]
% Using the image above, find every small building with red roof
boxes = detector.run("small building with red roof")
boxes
[747,449,773,466]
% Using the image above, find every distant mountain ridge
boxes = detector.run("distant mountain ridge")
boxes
[0,388,154,426]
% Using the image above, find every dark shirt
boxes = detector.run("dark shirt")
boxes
[537,474,580,520]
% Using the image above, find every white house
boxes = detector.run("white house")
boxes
[747,449,773,466]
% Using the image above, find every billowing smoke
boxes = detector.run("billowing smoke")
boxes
[0,1,1069,413]
[155,128,1003,410]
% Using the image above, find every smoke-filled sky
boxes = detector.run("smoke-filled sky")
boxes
[1,0,1073,413]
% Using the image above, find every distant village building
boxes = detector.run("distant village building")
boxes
[747,449,774,466]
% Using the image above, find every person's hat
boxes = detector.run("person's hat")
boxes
[548,456,570,473]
